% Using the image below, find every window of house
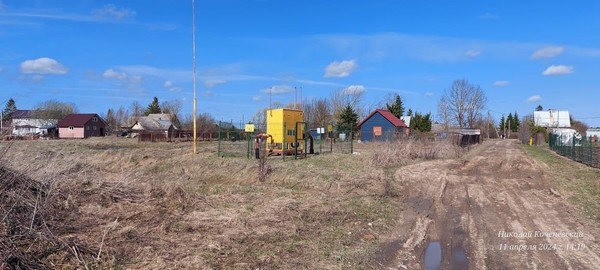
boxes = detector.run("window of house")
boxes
[93,126,97,130]
[68,126,74,131]
[92,117,98,122]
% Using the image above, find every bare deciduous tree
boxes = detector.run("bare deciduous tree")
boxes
[437,79,487,128]
[33,100,77,126]
[330,87,364,122]
[197,112,217,135]
[161,99,183,127]
[303,97,332,128]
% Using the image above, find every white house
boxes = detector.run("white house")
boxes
[11,110,57,136]
[534,110,570,128]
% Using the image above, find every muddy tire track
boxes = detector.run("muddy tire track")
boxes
[379,139,600,269]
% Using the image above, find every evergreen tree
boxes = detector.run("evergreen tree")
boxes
[506,113,513,131]
[386,94,405,119]
[337,104,359,134]
[412,112,432,132]
[2,98,17,122]
[499,115,505,130]
[511,111,520,132]
[144,97,162,115]
[406,108,413,117]
[535,105,543,111]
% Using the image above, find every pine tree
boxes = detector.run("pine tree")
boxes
[499,115,505,130]
[511,111,520,132]
[412,112,432,132]
[535,105,543,111]
[2,98,17,122]
[506,113,513,131]
[386,94,405,119]
[144,97,162,115]
[406,108,413,117]
[337,104,359,134]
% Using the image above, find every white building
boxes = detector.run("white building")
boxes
[534,110,570,128]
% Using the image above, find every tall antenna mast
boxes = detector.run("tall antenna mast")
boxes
[192,0,197,154]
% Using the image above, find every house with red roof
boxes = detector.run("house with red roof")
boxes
[357,109,407,141]
[57,114,106,139]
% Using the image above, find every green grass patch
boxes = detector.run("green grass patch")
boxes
[521,144,600,224]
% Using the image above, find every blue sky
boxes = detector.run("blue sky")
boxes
[1,0,600,127]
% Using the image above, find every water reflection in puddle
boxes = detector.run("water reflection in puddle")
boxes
[424,241,442,270]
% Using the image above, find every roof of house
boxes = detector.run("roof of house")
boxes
[534,110,570,128]
[132,114,177,131]
[357,109,406,128]
[11,110,34,118]
[57,114,102,127]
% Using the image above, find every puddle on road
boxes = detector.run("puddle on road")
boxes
[452,247,468,269]
[424,242,469,270]
[424,241,442,270]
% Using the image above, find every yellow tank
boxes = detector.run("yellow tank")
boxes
[266,108,304,145]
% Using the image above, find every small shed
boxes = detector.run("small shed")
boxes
[587,128,600,142]
[358,109,406,141]
[57,114,106,139]
[457,129,481,146]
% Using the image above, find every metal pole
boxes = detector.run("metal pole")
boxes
[192,0,198,154]
[218,121,221,157]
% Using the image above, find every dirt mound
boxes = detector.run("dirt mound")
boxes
[0,166,96,269]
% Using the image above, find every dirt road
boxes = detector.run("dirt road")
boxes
[380,139,600,269]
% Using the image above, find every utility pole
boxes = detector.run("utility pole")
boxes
[192,0,198,154]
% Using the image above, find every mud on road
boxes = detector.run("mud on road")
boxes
[379,139,600,269]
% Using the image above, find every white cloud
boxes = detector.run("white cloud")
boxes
[341,85,365,95]
[465,50,481,57]
[324,60,357,78]
[259,85,294,94]
[425,92,434,97]
[20,57,68,74]
[542,65,574,76]
[479,13,498,19]
[527,95,542,103]
[203,79,226,87]
[164,81,181,92]
[531,46,564,59]
[493,81,510,86]
[252,96,264,102]
[93,4,135,20]
[102,69,128,80]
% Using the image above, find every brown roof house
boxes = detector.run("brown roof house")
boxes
[57,114,106,139]
[130,113,178,142]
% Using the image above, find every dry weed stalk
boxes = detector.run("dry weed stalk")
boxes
[370,139,463,167]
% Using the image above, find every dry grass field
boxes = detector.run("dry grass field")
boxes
[2,137,600,269]
[0,137,462,269]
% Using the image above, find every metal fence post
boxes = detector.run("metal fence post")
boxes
[218,121,221,157]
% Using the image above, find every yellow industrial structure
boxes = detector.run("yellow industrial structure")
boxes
[266,108,305,155]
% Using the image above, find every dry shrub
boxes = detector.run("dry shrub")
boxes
[0,165,103,270]
[370,139,463,167]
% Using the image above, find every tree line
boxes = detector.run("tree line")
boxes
[14,78,588,140]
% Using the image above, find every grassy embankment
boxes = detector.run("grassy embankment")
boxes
[521,144,600,225]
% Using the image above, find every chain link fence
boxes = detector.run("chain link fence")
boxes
[549,133,600,168]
